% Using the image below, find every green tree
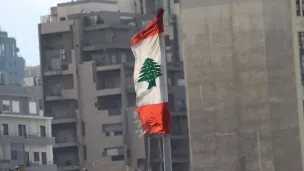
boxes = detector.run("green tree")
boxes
[138,58,162,90]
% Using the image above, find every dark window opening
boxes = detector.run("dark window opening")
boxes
[105,132,110,137]
[111,155,124,161]
[82,121,85,136]
[84,145,87,160]
[302,0,304,16]
[297,0,301,16]
[18,124,26,137]
[40,126,46,137]
[114,131,123,136]
[2,124,8,135]
[42,152,47,164]
[11,150,17,160]
[34,152,40,161]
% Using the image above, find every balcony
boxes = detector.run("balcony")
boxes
[25,133,55,145]
[26,162,57,171]
[44,64,73,76]
[53,141,78,148]
[55,160,79,171]
[82,40,130,51]
[0,159,11,169]
[54,133,78,149]
[45,88,77,101]
[52,117,77,124]
[0,132,55,145]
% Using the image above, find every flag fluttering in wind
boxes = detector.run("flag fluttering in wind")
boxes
[131,8,170,134]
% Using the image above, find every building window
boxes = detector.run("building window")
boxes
[297,0,302,16]
[112,155,124,161]
[114,131,123,136]
[104,147,124,161]
[174,0,179,3]
[121,52,127,63]
[177,79,185,87]
[12,101,20,113]
[302,0,304,17]
[3,100,10,112]
[39,99,43,110]
[84,145,87,160]
[82,121,85,136]
[11,150,18,160]
[298,32,304,82]
[0,44,4,56]
[2,124,8,135]
[34,152,40,161]
[42,152,47,164]
[40,126,46,137]
[102,123,123,137]
[29,101,37,114]
[18,124,26,137]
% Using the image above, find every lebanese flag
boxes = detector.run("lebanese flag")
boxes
[130,8,170,134]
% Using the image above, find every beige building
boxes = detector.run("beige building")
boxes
[180,0,304,171]
[39,0,188,171]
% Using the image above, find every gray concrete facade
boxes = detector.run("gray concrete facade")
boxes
[180,0,304,171]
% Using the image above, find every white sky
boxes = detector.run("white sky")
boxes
[0,0,69,66]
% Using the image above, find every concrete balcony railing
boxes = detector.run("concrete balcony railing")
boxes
[45,88,77,101]
[82,40,130,51]
[26,162,57,171]
[55,160,79,171]
[0,132,55,145]
[44,64,73,76]
[54,138,78,148]
[0,159,11,169]
[96,88,121,96]
[51,117,77,124]
[25,132,55,145]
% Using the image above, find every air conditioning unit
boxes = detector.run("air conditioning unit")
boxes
[60,49,65,55]
[60,54,66,60]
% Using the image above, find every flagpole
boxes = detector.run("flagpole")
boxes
[162,134,172,171]
[147,134,151,171]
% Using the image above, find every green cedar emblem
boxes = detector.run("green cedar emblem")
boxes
[138,58,162,90]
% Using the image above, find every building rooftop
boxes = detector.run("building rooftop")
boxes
[0,113,53,120]
[57,0,118,7]
[25,65,40,70]
[0,85,41,97]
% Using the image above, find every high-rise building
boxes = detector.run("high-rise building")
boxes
[39,0,188,171]
[0,30,25,83]
[179,0,304,171]
[0,85,56,171]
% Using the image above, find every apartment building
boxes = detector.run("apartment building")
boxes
[180,0,304,171]
[0,85,56,171]
[0,30,25,83]
[39,0,188,171]
[24,66,40,78]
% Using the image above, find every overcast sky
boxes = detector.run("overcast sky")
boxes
[0,0,68,66]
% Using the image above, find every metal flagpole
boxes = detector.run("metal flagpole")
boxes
[162,134,172,171]
[144,134,151,171]
[147,135,151,171]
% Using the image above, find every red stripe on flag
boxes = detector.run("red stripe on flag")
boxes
[130,8,164,45]
[136,102,170,134]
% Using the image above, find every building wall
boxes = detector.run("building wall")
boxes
[0,115,55,170]
[0,116,52,136]
[180,0,304,171]
[56,1,119,21]
[0,31,25,83]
